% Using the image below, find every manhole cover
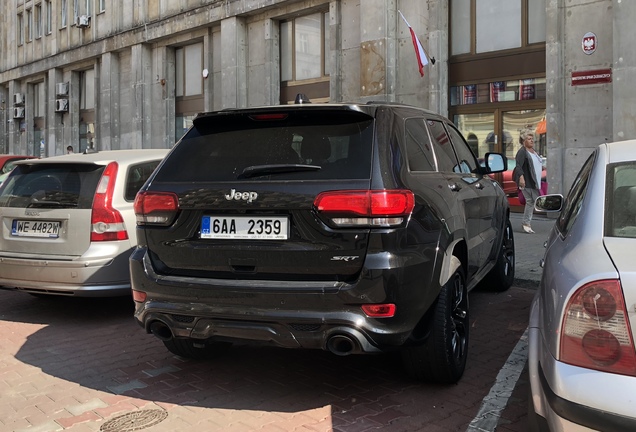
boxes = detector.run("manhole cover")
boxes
[100,409,168,432]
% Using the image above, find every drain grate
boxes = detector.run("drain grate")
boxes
[100,409,168,432]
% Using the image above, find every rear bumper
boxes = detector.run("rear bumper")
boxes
[0,249,132,297]
[130,246,440,353]
[528,325,636,432]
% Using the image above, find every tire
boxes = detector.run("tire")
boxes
[163,338,232,360]
[486,218,515,291]
[401,265,469,383]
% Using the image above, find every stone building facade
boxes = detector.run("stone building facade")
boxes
[1,0,635,195]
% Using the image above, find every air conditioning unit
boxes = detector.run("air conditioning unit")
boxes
[55,99,69,113]
[13,93,25,105]
[13,107,25,119]
[76,15,91,28]
[56,82,69,97]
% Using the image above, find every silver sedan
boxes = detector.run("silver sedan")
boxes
[528,140,636,431]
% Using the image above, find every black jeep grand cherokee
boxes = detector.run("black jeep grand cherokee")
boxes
[131,100,514,383]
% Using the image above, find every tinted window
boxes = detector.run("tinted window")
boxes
[556,152,594,235]
[427,120,459,172]
[447,125,478,173]
[606,161,636,238]
[155,110,373,182]
[125,160,162,201]
[405,118,435,172]
[0,164,104,209]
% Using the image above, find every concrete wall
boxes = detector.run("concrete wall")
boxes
[4,0,634,200]
[1,0,442,156]
[547,0,636,194]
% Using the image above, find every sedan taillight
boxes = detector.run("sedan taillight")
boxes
[314,190,415,227]
[134,191,179,226]
[560,279,636,376]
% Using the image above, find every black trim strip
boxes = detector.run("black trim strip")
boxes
[539,365,636,432]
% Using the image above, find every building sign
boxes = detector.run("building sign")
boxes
[582,32,597,55]
[571,69,612,86]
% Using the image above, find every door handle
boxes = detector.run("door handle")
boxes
[475,182,484,190]
[448,183,461,192]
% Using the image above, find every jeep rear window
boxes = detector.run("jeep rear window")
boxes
[154,110,374,182]
[0,164,104,209]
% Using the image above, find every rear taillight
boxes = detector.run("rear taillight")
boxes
[362,304,396,318]
[91,162,128,242]
[134,191,179,226]
[560,279,636,376]
[314,190,415,227]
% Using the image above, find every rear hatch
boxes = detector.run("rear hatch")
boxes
[0,162,104,257]
[138,107,391,282]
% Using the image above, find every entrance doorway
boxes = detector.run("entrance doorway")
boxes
[453,104,546,208]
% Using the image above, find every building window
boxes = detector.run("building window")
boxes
[17,13,24,45]
[35,4,42,38]
[26,9,32,42]
[450,78,546,106]
[281,12,329,82]
[80,69,95,110]
[280,11,330,104]
[450,0,546,56]
[61,0,67,27]
[45,0,52,34]
[99,0,105,13]
[175,43,204,142]
[175,43,203,97]
[85,0,91,15]
[80,69,96,152]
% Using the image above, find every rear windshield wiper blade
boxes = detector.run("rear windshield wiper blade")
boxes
[238,164,321,179]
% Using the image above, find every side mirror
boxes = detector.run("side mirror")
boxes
[483,152,507,173]
[535,194,563,212]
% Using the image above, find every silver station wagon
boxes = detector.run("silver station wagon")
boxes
[0,149,168,297]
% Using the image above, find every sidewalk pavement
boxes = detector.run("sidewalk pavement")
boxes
[509,211,556,288]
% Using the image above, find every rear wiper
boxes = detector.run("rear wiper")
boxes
[27,200,64,208]
[238,164,321,179]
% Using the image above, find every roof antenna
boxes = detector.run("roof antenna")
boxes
[294,93,311,104]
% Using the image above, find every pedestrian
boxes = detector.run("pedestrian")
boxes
[514,128,542,233]
[66,145,74,154]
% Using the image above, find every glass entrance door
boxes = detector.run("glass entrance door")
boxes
[453,107,546,208]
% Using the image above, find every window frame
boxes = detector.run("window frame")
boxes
[279,10,330,104]
[450,0,546,57]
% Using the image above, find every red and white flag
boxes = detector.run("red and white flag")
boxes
[399,10,429,77]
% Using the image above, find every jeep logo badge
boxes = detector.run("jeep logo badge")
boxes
[225,189,258,203]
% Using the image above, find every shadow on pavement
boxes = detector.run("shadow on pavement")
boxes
[2,285,534,430]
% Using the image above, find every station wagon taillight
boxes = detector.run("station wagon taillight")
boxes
[560,279,636,376]
[91,162,129,242]
[314,190,415,227]
[134,191,179,226]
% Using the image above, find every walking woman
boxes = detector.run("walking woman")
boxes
[514,128,542,233]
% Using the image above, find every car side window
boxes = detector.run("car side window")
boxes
[606,162,636,238]
[405,118,435,172]
[446,124,478,174]
[556,152,595,236]
[125,160,161,201]
[427,120,459,173]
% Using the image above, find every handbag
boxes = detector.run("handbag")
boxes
[518,188,526,205]
[518,181,548,206]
